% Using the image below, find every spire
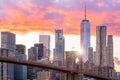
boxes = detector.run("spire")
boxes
[84,4,86,20]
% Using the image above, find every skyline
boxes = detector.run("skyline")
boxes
[16,32,120,71]
[0,0,120,71]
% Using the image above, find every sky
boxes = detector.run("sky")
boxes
[0,0,120,71]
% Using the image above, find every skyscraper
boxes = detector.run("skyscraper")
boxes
[15,44,27,80]
[0,32,15,51]
[107,35,114,68]
[28,47,37,80]
[80,5,90,62]
[54,29,65,66]
[39,35,50,57]
[14,51,27,80]
[0,32,15,80]
[96,26,107,66]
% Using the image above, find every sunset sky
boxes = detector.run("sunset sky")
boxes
[0,0,120,71]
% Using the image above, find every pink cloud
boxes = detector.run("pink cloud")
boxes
[0,0,120,36]
[97,1,108,7]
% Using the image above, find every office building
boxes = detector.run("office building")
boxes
[0,32,16,51]
[80,5,90,62]
[28,46,37,80]
[0,32,15,80]
[39,35,50,57]
[14,53,27,80]
[28,44,46,80]
[16,44,26,54]
[54,29,65,66]
[34,43,46,60]
[28,43,46,61]
[107,35,114,68]
[96,26,107,66]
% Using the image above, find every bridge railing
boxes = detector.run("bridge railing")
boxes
[0,56,115,80]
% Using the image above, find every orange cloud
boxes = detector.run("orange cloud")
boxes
[0,0,120,37]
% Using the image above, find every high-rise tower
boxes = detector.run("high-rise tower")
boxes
[15,44,27,80]
[96,26,107,66]
[80,5,90,62]
[107,35,114,68]
[0,32,15,80]
[54,29,65,66]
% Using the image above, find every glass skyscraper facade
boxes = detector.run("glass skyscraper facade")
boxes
[80,20,90,62]
[54,29,64,66]
[14,53,27,80]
